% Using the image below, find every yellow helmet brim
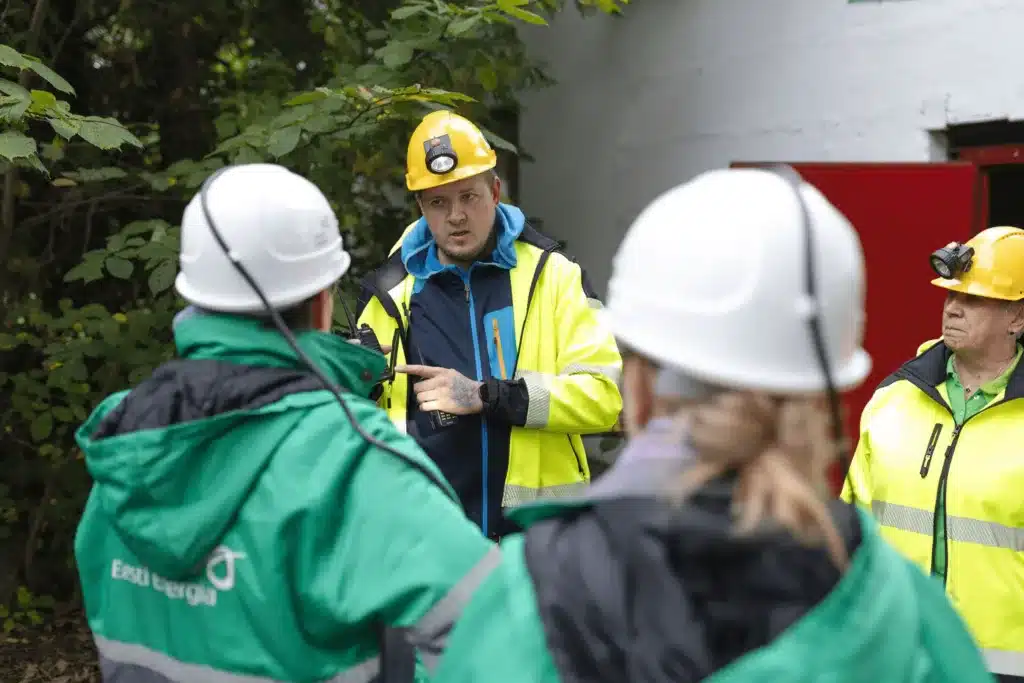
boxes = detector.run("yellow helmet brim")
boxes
[930,276,1022,301]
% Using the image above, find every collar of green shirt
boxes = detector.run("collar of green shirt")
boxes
[945,343,1023,423]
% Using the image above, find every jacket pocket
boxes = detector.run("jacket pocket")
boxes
[919,423,943,478]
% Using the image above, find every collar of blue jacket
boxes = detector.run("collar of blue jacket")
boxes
[400,202,527,279]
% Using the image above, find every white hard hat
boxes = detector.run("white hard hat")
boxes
[606,168,871,394]
[175,164,351,313]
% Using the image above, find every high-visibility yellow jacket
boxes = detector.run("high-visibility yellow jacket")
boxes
[356,211,622,522]
[843,338,1024,678]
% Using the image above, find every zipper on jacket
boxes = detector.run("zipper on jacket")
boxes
[462,269,491,537]
[900,359,1022,586]
[928,397,1012,584]
[919,423,943,478]
[930,424,962,583]
[568,435,586,476]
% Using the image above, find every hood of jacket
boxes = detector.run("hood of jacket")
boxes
[75,311,386,581]
[398,202,526,279]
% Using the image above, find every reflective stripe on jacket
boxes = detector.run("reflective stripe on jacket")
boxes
[843,338,1024,678]
[357,219,622,508]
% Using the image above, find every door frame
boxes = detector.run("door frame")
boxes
[953,144,1024,232]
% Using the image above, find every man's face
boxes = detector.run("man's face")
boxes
[418,173,500,267]
[941,290,1024,354]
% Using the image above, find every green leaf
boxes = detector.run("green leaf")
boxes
[52,406,74,422]
[63,256,104,283]
[77,116,142,150]
[29,411,53,441]
[496,0,530,8]
[0,93,30,122]
[448,15,482,36]
[478,124,517,153]
[0,79,28,97]
[285,90,328,107]
[28,89,57,110]
[17,153,47,175]
[148,259,176,295]
[476,65,499,92]
[267,125,301,158]
[0,131,36,161]
[65,166,127,182]
[502,6,548,24]
[391,4,426,20]
[104,257,134,279]
[47,116,80,139]
[24,58,75,95]
[379,42,415,69]
[0,45,28,69]
[121,218,169,237]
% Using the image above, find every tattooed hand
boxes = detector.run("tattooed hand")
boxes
[395,364,484,415]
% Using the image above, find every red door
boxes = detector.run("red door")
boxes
[732,162,983,491]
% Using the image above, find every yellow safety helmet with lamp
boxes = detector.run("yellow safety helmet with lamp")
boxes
[930,226,1024,301]
[405,110,497,192]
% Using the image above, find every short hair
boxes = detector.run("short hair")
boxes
[278,297,317,329]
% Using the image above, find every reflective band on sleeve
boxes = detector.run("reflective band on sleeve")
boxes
[984,648,1024,676]
[501,481,589,507]
[872,500,1024,551]
[94,636,380,683]
[515,365,620,429]
[408,545,502,672]
[517,371,551,428]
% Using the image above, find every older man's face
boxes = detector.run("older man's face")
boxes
[942,291,1024,354]
[418,173,500,268]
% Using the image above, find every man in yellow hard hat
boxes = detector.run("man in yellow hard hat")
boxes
[844,226,1024,682]
[357,110,622,539]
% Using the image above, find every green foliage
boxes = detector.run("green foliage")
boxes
[0,0,629,657]
[0,44,140,174]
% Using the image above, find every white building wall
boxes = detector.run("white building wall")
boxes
[517,0,1024,294]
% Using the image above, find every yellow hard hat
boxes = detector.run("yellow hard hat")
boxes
[405,110,497,192]
[930,226,1024,301]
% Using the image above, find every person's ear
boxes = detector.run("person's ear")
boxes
[311,289,334,333]
[1008,301,1024,337]
[490,174,501,204]
[622,357,655,436]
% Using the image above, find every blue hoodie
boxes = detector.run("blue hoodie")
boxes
[399,203,527,538]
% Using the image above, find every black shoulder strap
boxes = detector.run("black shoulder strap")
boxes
[356,249,407,320]
[518,222,600,299]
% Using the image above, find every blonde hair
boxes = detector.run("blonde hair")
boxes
[674,391,849,569]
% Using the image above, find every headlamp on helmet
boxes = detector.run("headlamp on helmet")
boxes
[424,134,458,175]
[930,241,975,280]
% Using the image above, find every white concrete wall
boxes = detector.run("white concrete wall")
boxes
[518,0,1024,294]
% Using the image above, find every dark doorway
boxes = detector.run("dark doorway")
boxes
[986,165,1024,228]
[948,119,1024,231]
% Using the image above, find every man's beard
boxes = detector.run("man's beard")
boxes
[441,225,498,264]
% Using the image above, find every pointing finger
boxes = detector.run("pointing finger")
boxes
[395,364,441,378]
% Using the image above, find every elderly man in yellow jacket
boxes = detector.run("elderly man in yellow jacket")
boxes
[843,226,1024,682]
[356,110,622,540]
